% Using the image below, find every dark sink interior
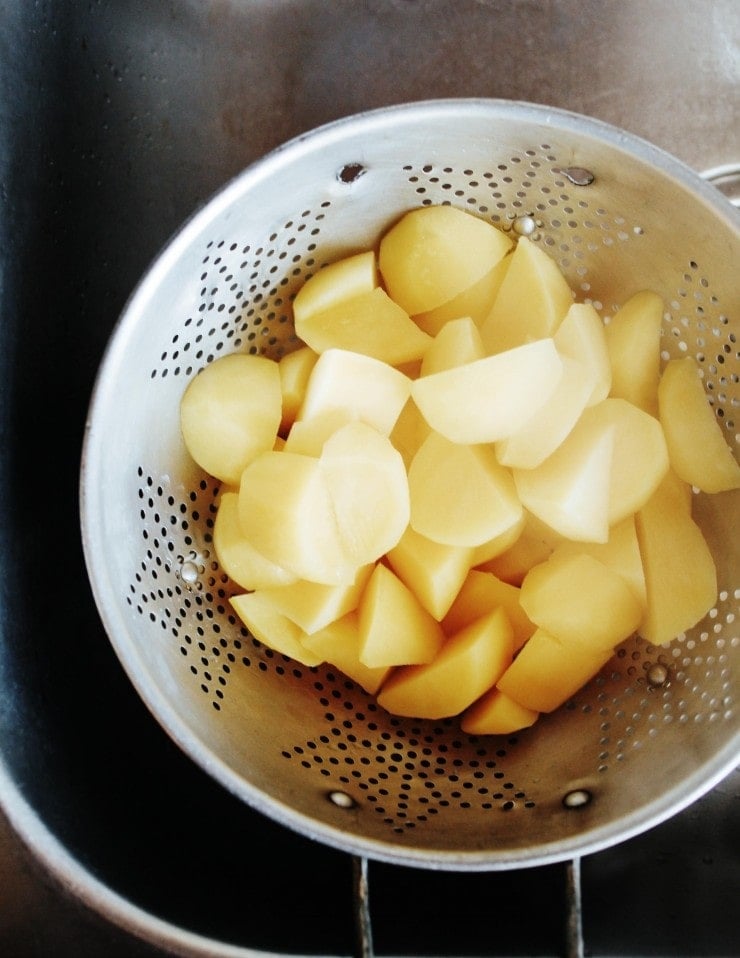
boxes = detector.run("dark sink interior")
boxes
[0,2,737,955]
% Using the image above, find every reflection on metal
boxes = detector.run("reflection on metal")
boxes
[701,163,740,208]
[565,857,585,958]
[353,856,374,958]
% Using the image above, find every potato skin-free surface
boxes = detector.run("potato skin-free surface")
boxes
[377,607,514,719]
[658,356,740,493]
[519,551,643,653]
[408,431,522,547]
[213,491,297,592]
[410,338,563,444]
[180,353,282,485]
[379,204,513,315]
[604,289,663,415]
[461,688,539,736]
[635,473,718,646]
[480,235,573,353]
[358,563,445,667]
[497,628,613,713]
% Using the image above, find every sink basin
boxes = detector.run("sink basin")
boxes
[0,2,737,954]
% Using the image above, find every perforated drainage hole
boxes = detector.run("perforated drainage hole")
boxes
[328,790,357,809]
[337,163,366,184]
[563,789,592,809]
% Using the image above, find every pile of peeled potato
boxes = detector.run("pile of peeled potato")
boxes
[179,204,740,735]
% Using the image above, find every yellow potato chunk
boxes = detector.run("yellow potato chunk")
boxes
[358,564,446,667]
[378,204,513,315]
[238,450,353,585]
[377,607,514,719]
[386,525,474,621]
[515,397,669,540]
[442,569,536,652]
[180,353,282,485]
[461,689,539,736]
[294,286,432,365]
[213,491,297,591]
[419,316,485,376]
[495,356,593,469]
[256,563,373,635]
[470,514,527,567]
[410,338,563,444]
[658,356,740,493]
[278,345,319,434]
[408,431,522,547]
[412,254,512,335]
[635,472,718,646]
[230,592,323,667]
[580,398,670,525]
[548,515,647,608]
[302,613,391,695]
[513,419,615,543]
[297,347,411,436]
[476,513,560,584]
[479,235,574,353]
[605,290,663,415]
[291,249,377,326]
[519,551,643,653]
[283,410,353,456]
[497,628,613,713]
[661,466,694,516]
[554,302,612,406]
[321,421,410,568]
[242,425,407,585]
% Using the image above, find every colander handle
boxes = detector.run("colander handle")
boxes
[353,856,373,958]
[701,162,740,208]
[565,857,585,958]
[352,855,586,958]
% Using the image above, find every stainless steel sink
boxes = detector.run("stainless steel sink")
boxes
[1,2,737,955]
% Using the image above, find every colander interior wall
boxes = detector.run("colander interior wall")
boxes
[81,100,739,868]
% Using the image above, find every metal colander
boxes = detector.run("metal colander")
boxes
[80,99,739,870]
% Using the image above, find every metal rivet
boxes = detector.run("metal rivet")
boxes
[513,214,537,236]
[328,790,356,809]
[563,788,592,809]
[179,560,199,584]
[559,166,595,187]
[648,664,669,687]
